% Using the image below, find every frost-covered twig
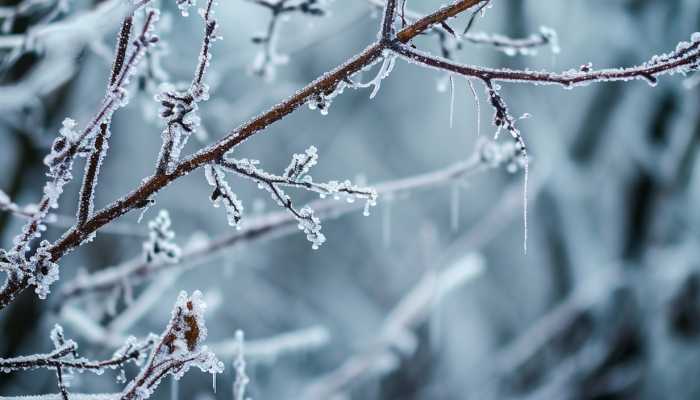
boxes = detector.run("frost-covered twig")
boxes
[58,139,515,302]
[119,291,224,400]
[367,0,558,57]
[0,325,153,375]
[155,0,219,175]
[303,254,486,399]
[390,35,700,87]
[216,149,377,249]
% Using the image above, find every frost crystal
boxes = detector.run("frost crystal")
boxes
[143,210,182,264]
[28,240,60,299]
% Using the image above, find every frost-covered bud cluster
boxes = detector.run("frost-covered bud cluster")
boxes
[205,165,243,228]
[284,145,319,180]
[27,240,60,299]
[43,118,85,182]
[121,291,224,400]
[155,85,203,173]
[297,206,325,249]
[143,210,181,264]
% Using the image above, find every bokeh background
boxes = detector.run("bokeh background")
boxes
[2,0,700,399]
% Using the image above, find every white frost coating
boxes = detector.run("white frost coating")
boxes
[205,165,244,228]
[28,240,60,299]
[284,146,319,180]
[143,210,181,265]
[449,75,455,128]
[232,331,249,400]
[120,291,224,400]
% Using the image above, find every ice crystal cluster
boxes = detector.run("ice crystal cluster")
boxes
[143,210,182,264]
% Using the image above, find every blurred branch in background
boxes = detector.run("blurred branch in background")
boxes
[303,253,485,400]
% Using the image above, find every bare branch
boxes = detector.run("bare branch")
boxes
[390,37,700,87]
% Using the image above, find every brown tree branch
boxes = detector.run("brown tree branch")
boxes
[0,0,484,310]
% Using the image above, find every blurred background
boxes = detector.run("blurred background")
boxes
[1,0,700,399]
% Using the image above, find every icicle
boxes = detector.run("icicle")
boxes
[212,370,217,393]
[449,75,455,129]
[467,79,480,136]
[382,194,393,248]
[523,160,529,255]
[450,184,460,233]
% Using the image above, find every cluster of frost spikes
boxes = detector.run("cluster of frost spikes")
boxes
[214,146,377,249]
[143,210,181,264]
[120,291,224,400]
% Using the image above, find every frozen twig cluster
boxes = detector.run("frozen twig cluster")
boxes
[120,291,224,400]
[0,0,698,397]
